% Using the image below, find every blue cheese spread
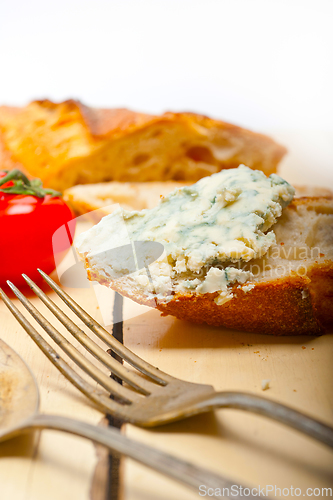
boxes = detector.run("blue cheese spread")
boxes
[76,165,295,304]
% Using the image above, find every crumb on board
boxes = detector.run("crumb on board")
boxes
[261,379,270,391]
[302,346,306,349]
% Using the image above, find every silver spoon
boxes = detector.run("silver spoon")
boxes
[0,338,257,499]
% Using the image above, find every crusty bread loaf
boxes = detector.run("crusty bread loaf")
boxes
[0,100,287,191]
[64,180,333,216]
[80,196,333,336]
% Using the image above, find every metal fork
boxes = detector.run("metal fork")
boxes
[1,269,333,449]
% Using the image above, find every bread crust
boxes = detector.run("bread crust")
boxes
[157,263,333,336]
[0,109,27,175]
[0,100,287,190]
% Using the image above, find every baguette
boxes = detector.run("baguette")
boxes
[76,167,333,335]
[0,100,286,191]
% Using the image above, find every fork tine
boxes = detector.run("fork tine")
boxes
[38,269,172,384]
[0,286,132,419]
[6,281,141,405]
[22,274,153,396]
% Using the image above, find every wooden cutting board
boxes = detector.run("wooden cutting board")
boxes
[121,303,333,500]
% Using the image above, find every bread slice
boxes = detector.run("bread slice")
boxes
[64,180,333,217]
[0,99,287,191]
[64,181,191,215]
[78,195,333,336]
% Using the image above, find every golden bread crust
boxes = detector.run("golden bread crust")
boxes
[307,262,333,332]
[157,264,333,336]
[77,103,157,137]
[0,108,27,175]
[0,100,287,190]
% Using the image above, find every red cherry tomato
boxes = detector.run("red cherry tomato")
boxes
[0,171,76,286]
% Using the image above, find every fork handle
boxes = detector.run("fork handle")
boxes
[13,414,256,500]
[196,392,333,448]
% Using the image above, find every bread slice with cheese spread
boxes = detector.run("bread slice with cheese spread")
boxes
[76,166,333,335]
[0,100,286,191]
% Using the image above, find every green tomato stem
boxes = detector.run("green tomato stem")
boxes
[0,169,61,198]
[0,169,31,187]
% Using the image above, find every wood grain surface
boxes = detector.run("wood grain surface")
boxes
[121,307,333,499]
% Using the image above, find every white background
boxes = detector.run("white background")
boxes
[1,0,332,186]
